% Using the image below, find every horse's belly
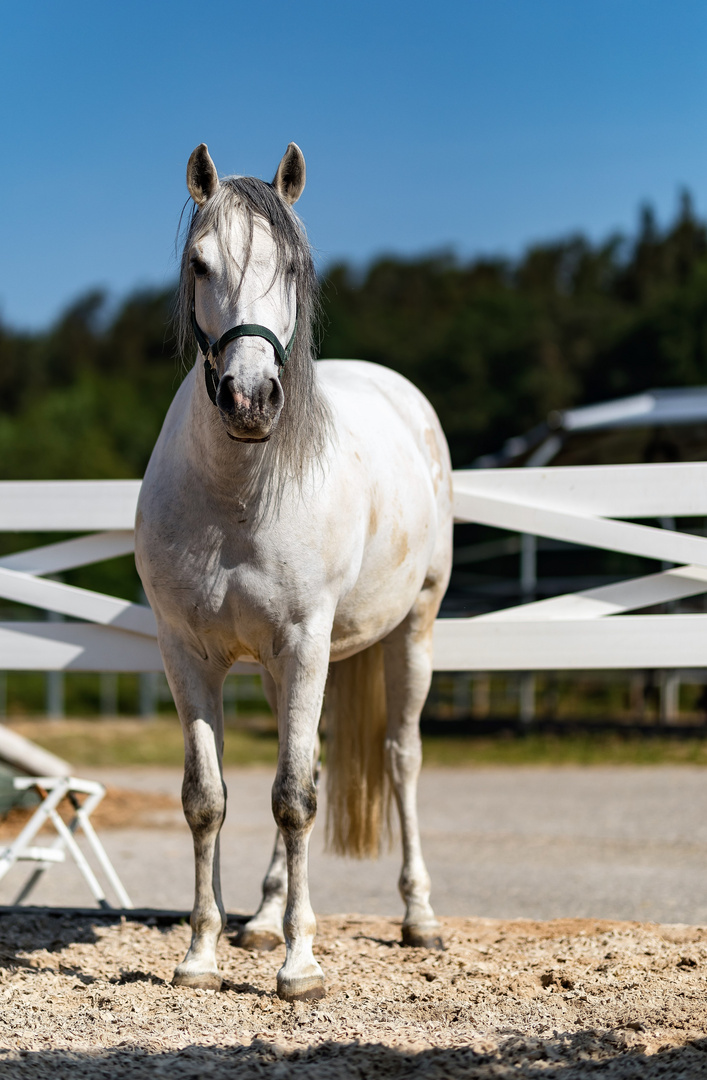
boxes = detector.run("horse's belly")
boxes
[329,597,414,660]
[329,524,436,660]
[319,363,452,660]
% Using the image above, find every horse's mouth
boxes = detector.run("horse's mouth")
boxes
[218,406,278,443]
[226,431,272,443]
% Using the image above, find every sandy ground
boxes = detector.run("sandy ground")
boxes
[1,911,707,1077]
[3,766,707,924]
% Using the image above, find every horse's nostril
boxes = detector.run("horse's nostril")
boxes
[216,374,235,412]
[268,378,284,410]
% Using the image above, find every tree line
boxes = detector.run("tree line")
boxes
[1,193,706,482]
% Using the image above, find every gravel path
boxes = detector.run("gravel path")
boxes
[1,765,706,924]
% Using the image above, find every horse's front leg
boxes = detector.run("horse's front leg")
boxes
[269,641,329,1001]
[161,638,227,989]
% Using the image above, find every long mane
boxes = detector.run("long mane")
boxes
[175,176,332,483]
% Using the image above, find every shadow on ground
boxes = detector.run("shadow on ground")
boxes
[0,910,102,966]
[2,1036,707,1079]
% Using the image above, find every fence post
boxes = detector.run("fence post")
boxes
[660,671,680,724]
[45,610,65,720]
[519,535,537,723]
[519,674,535,726]
[139,673,158,719]
[100,673,119,717]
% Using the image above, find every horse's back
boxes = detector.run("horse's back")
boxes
[317,359,443,433]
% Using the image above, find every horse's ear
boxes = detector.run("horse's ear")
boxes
[272,143,306,205]
[187,144,219,206]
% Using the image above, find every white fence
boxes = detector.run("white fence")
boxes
[2,464,707,675]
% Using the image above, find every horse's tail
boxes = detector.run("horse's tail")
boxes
[324,643,390,859]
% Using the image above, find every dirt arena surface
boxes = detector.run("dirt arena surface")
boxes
[0,912,707,1077]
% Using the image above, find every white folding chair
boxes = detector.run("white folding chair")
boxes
[0,776,133,909]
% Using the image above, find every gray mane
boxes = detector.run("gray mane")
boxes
[175,176,332,481]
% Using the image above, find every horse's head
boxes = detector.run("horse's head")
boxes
[184,143,306,443]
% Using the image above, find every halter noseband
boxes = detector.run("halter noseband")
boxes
[191,299,297,407]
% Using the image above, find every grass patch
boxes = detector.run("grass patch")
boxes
[6,719,707,769]
[420,732,707,766]
[6,718,278,768]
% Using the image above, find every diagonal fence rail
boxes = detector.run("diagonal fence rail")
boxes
[2,464,707,674]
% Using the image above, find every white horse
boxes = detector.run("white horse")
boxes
[135,142,453,1001]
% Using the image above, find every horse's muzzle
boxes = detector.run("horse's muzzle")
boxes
[216,374,284,441]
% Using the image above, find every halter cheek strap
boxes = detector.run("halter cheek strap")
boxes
[191,301,297,407]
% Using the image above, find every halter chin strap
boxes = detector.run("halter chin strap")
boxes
[191,300,297,407]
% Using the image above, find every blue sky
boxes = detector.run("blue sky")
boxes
[1,0,706,331]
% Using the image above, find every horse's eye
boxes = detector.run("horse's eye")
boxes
[191,257,209,277]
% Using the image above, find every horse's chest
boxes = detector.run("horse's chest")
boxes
[149,522,319,643]
[189,564,270,623]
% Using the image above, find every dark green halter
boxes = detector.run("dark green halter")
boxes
[191,299,297,407]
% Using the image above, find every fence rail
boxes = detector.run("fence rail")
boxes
[2,464,707,675]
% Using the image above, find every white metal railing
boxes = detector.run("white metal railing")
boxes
[2,465,707,674]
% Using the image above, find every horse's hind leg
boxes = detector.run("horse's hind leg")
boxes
[238,829,287,951]
[240,669,323,959]
[161,640,227,989]
[384,597,443,950]
[237,671,287,951]
[238,673,322,953]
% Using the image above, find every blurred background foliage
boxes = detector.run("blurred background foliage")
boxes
[2,194,706,484]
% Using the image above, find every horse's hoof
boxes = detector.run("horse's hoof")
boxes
[172,969,222,991]
[276,973,326,1001]
[402,924,445,950]
[236,927,284,952]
